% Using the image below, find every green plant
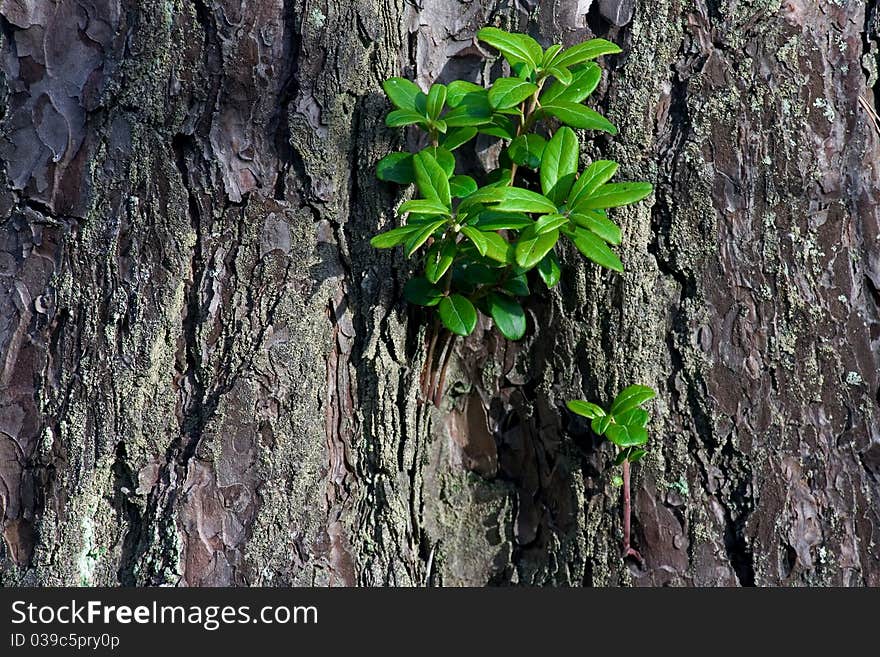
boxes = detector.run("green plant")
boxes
[372,27,653,402]
[567,385,656,562]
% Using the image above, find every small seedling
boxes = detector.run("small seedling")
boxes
[567,384,656,563]
[372,27,653,402]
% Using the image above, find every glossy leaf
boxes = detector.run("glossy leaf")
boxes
[475,211,533,231]
[566,400,606,419]
[413,150,451,207]
[477,114,517,139]
[569,160,618,207]
[488,293,526,340]
[449,175,478,198]
[615,407,649,429]
[551,38,622,69]
[423,147,455,178]
[477,27,542,69]
[441,127,478,150]
[482,231,515,264]
[404,277,443,306]
[386,109,428,128]
[535,213,569,234]
[628,449,648,463]
[425,240,457,284]
[508,134,546,169]
[438,294,478,336]
[426,84,447,119]
[591,415,611,435]
[578,182,654,209]
[515,228,559,269]
[446,80,485,107]
[542,63,601,104]
[610,384,656,415]
[537,250,561,288]
[540,126,579,205]
[404,218,447,257]
[460,226,488,256]
[547,66,572,85]
[382,77,424,111]
[569,228,623,272]
[488,77,538,110]
[370,224,420,248]
[541,102,617,133]
[502,272,529,297]
[493,187,558,214]
[397,199,450,216]
[376,152,414,184]
[443,92,493,127]
[570,210,621,245]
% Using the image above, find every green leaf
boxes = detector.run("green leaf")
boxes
[446,81,484,107]
[551,38,622,69]
[448,175,477,198]
[610,385,656,415]
[477,27,542,69]
[443,91,493,127]
[542,44,563,67]
[628,449,648,463]
[370,224,420,248]
[425,240,457,284]
[453,262,500,287]
[566,400,606,419]
[542,63,601,104]
[606,423,648,448]
[614,449,630,466]
[426,83,447,119]
[570,210,621,245]
[397,199,450,216]
[441,127,478,150]
[475,210,533,231]
[534,213,569,234]
[404,219,447,257]
[488,293,526,340]
[541,102,617,134]
[423,147,455,178]
[482,231,515,264]
[386,109,428,128]
[515,228,559,270]
[579,182,653,209]
[488,77,538,110]
[477,114,517,139]
[547,66,572,85]
[537,250,561,288]
[460,226,488,256]
[615,407,649,429]
[569,228,623,272]
[540,126,579,205]
[604,423,630,447]
[508,134,546,169]
[493,187,558,214]
[569,160,618,207]
[414,150,451,207]
[438,294,478,336]
[404,277,443,306]
[591,415,611,435]
[382,77,425,111]
[502,272,529,296]
[376,152,414,184]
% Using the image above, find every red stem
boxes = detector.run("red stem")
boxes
[621,459,643,564]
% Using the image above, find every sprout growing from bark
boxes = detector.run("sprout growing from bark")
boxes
[372,28,653,402]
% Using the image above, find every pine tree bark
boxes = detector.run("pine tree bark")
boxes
[1,0,878,586]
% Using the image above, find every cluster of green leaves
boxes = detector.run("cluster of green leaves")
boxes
[567,385,656,465]
[372,27,653,341]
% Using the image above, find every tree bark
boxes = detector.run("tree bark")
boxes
[1,0,878,587]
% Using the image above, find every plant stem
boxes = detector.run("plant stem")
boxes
[431,331,455,405]
[621,459,643,564]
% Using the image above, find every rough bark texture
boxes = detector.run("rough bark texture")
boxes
[1,0,879,587]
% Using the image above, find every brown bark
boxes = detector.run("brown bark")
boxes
[0,0,878,586]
